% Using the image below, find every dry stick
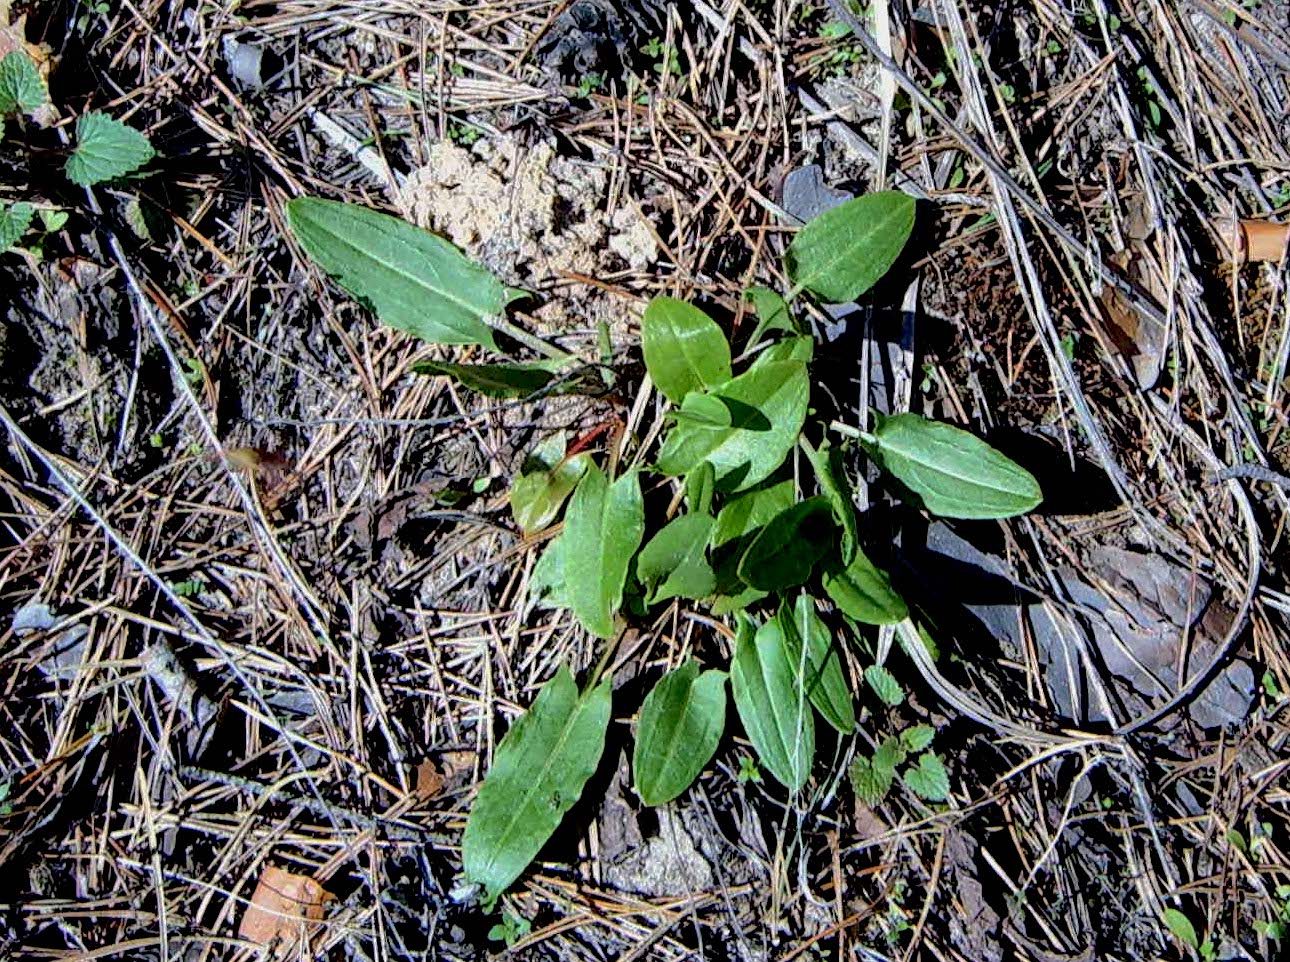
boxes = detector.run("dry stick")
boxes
[1114,410,1263,735]
[109,247,333,646]
[894,619,1087,745]
[822,0,1163,323]
[823,0,1270,486]
[0,403,342,833]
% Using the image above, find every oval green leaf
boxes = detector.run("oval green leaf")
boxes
[529,534,570,608]
[822,546,907,625]
[65,112,155,187]
[463,665,612,905]
[867,413,1043,519]
[510,433,591,535]
[633,661,727,805]
[287,196,523,349]
[781,596,855,734]
[657,359,808,492]
[636,513,716,603]
[563,465,645,638]
[674,392,732,427]
[785,190,916,303]
[1162,909,1199,951]
[730,614,815,792]
[737,496,836,591]
[642,297,732,403]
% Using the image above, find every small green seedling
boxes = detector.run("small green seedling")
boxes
[850,724,949,804]
[575,72,604,98]
[171,578,204,598]
[1,49,154,255]
[641,37,681,77]
[487,904,532,947]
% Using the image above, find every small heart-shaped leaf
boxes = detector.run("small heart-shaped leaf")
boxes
[65,112,155,187]
[902,752,950,802]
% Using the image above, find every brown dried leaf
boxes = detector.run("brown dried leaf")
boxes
[238,866,331,954]
[1217,219,1290,264]
[414,759,445,799]
[223,447,291,487]
[1097,251,1169,389]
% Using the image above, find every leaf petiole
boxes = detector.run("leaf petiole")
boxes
[828,420,875,445]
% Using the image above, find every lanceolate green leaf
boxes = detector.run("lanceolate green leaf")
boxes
[781,596,855,734]
[414,359,561,398]
[510,433,591,535]
[657,359,808,492]
[865,413,1043,519]
[563,465,644,638]
[803,439,858,561]
[730,614,814,792]
[758,335,814,366]
[642,297,732,403]
[529,535,570,608]
[686,461,716,516]
[785,190,916,303]
[287,197,523,349]
[822,547,907,625]
[65,112,155,187]
[463,665,612,905]
[636,513,716,603]
[633,661,727,805]
[737,497,835,591]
